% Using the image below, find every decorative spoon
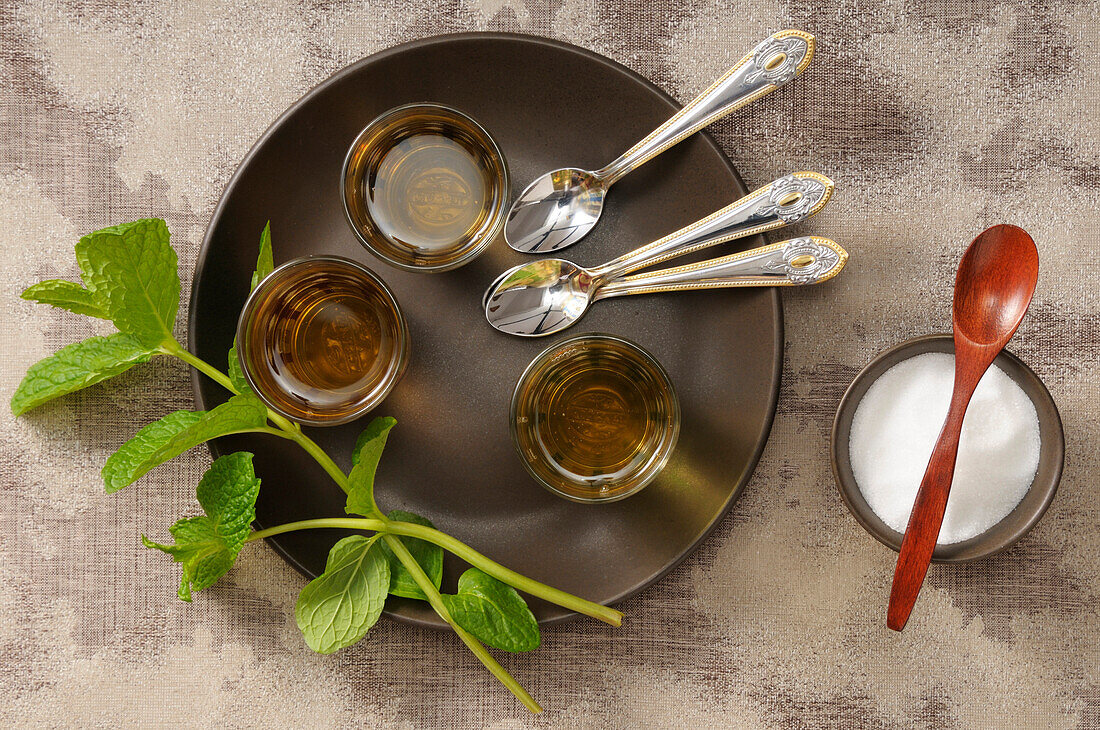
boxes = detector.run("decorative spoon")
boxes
[504,30,815,253]
[485,171,833,335]
[887,224,1039,631]
[486,235,846,336]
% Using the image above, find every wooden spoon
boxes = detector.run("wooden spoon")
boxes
[887,224,1038,631]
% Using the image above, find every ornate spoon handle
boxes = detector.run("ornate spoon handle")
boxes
[591,171,832,282]
[594,30,814,186]
[594,236,848,299]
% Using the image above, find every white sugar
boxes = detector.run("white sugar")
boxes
[849,352,1041,544]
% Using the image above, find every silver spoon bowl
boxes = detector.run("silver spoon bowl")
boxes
[487,172,834,336]
[505,30,815,253]
[504,169,606,254]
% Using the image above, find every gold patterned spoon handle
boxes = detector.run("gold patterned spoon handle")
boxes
[595,30,815,185]
[594,236,848,299]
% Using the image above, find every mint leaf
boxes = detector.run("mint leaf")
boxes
[378,510,443,600]
[75,218,180,348]
[102,410,204,492]
[250,221,274,291]
[102,393,268,492]
[21,279,108,319]
[224,222,275,395]
[147,518,235,601]
[296,535,390,654]
[441,569,540,653]
[350,415,398,467]
[11,333,156,416]
[227,343,251,394]
[142,452,261,601]
[346,416,397,516]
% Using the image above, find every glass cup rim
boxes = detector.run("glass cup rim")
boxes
[235,254,410,426]
[340,102,510,274]
[510,333,681,504]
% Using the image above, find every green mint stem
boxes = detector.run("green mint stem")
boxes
[246,517,622,627]
[167,342,237,393]
[384,520,622,626]
[381,533,542,714]
[246,517,387,541]
[166,341,301,434]
[262,409,298,435]
[286,430,354,495]
[254,426,297,441]
[376,513,537,712]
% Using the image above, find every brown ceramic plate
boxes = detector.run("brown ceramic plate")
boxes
[831,334,1064,562]
[189,33,782,627]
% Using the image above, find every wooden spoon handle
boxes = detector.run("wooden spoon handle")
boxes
[886,394,969,631]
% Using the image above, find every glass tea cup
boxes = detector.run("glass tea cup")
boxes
[237,255,409,425]
[342,103,510,273]
[510,334,680,503]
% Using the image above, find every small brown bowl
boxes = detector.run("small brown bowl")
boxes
[831,334,1063,562]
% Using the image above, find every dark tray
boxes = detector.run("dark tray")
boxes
[189,32,782,627]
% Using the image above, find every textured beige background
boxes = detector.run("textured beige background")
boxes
[2,1,1098,727]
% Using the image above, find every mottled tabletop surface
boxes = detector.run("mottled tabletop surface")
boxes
[2,1,1098,728]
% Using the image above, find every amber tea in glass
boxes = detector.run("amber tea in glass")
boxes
[342,103,509,272]
[511,334,680,503]
[237,256,409,425]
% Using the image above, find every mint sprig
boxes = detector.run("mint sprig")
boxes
[13,218,624,714]
[11,218,182,415]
